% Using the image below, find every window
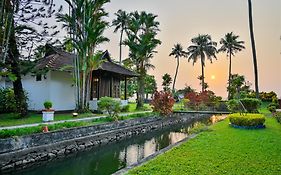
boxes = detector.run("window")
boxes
[36,74,42,81]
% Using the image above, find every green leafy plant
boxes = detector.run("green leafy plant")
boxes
[121,105,130,112]
[240,98,261,113]
[98,97,121,121]
[43,101,53,110]
[274,112,281,123]
[229,113,265,127]
[151,91,175,116]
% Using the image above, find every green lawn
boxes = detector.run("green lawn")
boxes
[0,113,95,127]
[0,103,151,127]
[128,117,281,175]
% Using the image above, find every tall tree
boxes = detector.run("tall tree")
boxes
[187,34,217,92]
[57,0,110,111]
[162,73,172,92]
[247,0,259,98]
[0,0,61,116]
[144,74,157,100]
[123,11,161,109]
[219,32,245,99]
[169,43,186,92]
[112,10,130,64]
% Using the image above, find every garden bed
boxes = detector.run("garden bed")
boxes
[229,113,265,129]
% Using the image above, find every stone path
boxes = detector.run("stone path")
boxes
[0,111,152,130]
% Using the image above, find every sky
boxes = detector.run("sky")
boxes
[58,0,281,98]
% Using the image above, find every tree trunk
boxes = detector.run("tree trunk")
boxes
[119,29,124,65]
[228,52,232,100]
[248,0,259,98]
[201,58,205,92]
[8,19,28,117]
[136,72,144,109]
[172,57,179,92]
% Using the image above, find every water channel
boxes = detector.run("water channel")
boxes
[10,115,223,175]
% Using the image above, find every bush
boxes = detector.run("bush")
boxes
[0,88,29,114]
[227,99,241,113]
[44,101,52,109]
[229,113,265,127]
[240,98,261,113]
[274,112,281,123]
[98,97,121,121]
[151,91,175,116]
[121,105,130,112]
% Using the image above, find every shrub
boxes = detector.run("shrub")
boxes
[227,99,241,113]
[43,101,52,109]
[151,91,175,116]
[121,105,130,112]
[214,101,229,112]
[274,112,281,123]
[0,88,28,114]
[98,97,121,121]
[240,98,261,113]
[229,113,265,127]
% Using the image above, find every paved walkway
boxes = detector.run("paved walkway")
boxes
[0,111,152,130]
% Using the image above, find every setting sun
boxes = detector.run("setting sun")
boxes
[211,75,216,80]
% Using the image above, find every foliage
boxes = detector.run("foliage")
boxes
[228,74,251,99]
[240,98,261,113]
[259,91,277,102]
[187,34,217,92]
[184,90,222,110]
[0,88,28,114]
[144,75,157,99]
[227,99,241,113]
[98,97,121,121]
[169,43,187,92]
[151,91,175,116]
[274,112,281,123]
[56,0,110,110]
[218,32,245,99]
[43,101,52,109]
[128,118,281,175]
[121,105,130,112]
[162,73,172,92]
[229,113,265,127]
[123,11,161,109]
[267,102,278,113]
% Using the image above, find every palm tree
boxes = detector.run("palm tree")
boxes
[57,0,110,110]
[112,10,130,64]
[169,43,186,92]
[124,11,161,109]
[248,0,259,98]
[187,34,217,92]
[219,32,245,99]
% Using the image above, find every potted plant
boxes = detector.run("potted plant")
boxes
[42,101,55,122]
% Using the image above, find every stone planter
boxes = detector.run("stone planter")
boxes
[42,110,55,122]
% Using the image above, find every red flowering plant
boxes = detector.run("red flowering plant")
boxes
[151,90,175,116]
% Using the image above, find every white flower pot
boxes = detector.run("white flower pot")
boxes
[42,111,55,122]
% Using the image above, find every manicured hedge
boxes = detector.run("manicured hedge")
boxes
[229,113,265,128]
[274,112,281,124]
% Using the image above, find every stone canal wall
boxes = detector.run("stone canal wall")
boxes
[0,113,209,172]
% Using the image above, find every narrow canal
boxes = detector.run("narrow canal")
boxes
[10,115,222,175]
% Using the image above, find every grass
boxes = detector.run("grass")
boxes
[128,105,281,175]
[0,112,156,138]
[128,117,281,175]
[0,103,152,127]
[0,113,94,127]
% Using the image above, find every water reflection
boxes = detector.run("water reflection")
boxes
[10,116,224,175]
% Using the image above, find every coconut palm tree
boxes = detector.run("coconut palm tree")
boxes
[248,0,259,98]
[219,32,245,99]
[123,11,161,109]
[112,10,130,64]
[169,43,186,92]
[187,34,217,92]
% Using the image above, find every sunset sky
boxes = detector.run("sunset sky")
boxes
[59,0,281,98]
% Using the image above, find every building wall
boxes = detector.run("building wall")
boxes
[22,72,51,110]
[49,71,76,111]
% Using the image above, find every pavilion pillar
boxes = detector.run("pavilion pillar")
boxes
[124,77,127,100]
[110,77,113,97]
